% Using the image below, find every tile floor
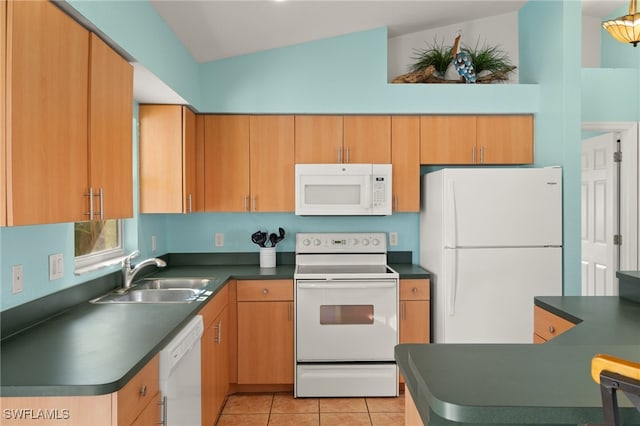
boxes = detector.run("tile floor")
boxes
[215,392,405,426]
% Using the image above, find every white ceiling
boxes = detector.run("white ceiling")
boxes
[150,0,627,64]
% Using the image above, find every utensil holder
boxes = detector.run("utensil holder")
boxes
[259,247,276,268]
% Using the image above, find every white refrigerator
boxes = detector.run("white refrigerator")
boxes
[420,167,563,343]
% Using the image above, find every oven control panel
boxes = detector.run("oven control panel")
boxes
[296,232,387,253]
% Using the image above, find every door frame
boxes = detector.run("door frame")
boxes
[581,121,639,272]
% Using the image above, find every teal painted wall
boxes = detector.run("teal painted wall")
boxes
[519,0,582,295]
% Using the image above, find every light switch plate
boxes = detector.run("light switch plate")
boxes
[389,232,398,246]
[215,233,224,247]
[12,265,23,294]
[49,253,64,281]
[152,235,157,252]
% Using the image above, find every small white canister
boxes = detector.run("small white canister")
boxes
[259,247,276,268]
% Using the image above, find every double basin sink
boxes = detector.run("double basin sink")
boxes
[91,278,213,304]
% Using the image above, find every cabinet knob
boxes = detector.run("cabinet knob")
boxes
[140,384,147,397]
[548,325,555,334]
[412,287,418,293]
[263,288,269,295]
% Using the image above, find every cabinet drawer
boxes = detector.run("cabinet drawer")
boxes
[117,355,160,426]
[399,279,430,300]
[533,306,575,342]
[200,284,229,328]
[237,279,293,301]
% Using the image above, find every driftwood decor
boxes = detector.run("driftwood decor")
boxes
[392,65,516,84]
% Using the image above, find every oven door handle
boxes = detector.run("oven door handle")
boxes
[297,282,396,290]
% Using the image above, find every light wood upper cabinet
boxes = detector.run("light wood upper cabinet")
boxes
[294,115,344,163]
[249,115,295,212]
[204,115,293,212]
[391,116,420,212]
[6,0,89,225]
[421,115,533,165]
[139,105,196,214]
[343,115,391,163]
[4,0,133,225]
[476,115,533,164]
[88,33,133,219]
[194,114,206,212]
[420,116,477,164]
[203,115,250,211]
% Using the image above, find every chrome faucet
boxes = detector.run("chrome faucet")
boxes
[121,250,167,291]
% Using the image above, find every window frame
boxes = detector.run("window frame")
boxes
[74,219,125,274]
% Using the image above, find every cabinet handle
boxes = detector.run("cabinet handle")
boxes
[161,395,167,426]
[401,302,406,321]
[263,288,269,295]
[393,194,398,212]
[288,302,292,321]
[251,196,257,212]
[187,194,193,213]
[214,320,222,344]
[480,146,485,164]
[337,146,342,163]
[84,187,94,219]
[243,195,249,212]
[412,287,418,293]
[345,146,350,163]
[140,384,147,397]
[548,325,555,334]
[99,188,104,220]
[472,147,476,164]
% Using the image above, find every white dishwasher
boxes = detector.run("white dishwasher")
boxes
[159,315,203,426]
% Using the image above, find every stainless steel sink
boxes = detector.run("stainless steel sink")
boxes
[135,278,212,290]
[91,288,202,304]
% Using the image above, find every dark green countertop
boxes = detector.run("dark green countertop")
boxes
[396,296,640,425]
[1,262,428,397]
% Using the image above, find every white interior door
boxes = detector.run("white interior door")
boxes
[581,133,618,296]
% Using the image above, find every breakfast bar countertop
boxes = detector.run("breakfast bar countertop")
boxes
[396,295,640,425]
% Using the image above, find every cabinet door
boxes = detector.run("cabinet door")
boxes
[204,115,250,212]
[130,392,162,426]
[249,115,295,212]
[295,115,343,163]
[139,105,184,213]
[476,115,533,164]
[391,116,420,212]
[194,115,205,212]
[202,307,229,425]
[343,115,391,163]
[420,116,476,165]
[1,0,6,226]
[88,33,133,219]
[400,300,430,344]
[7,0,89,225]
[182,107,196,213]
[237,301,294,384]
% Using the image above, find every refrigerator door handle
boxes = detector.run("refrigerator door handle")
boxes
[445,248,458,316]
[444,180,457,249]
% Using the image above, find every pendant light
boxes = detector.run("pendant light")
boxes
[602,0,640,47]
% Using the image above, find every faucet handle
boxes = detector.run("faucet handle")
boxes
[122,250,140,266]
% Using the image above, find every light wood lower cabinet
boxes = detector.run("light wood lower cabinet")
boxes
[0,355,160,426]
[533,305,576,343]
[236,280,294,385]
[200,285,230,426]
[399,279,430,384]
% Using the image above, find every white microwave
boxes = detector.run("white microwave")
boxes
[295,164,392,216]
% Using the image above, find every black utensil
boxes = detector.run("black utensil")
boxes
[269,233,278,247]
[276,227,286,244]
[251,231,267,247]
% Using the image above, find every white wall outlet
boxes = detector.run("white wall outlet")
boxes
[215,233,224,247]
[49,253,64,281]
[151,235,157,252]
[389,232,398,246]
[12,265,24,294]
